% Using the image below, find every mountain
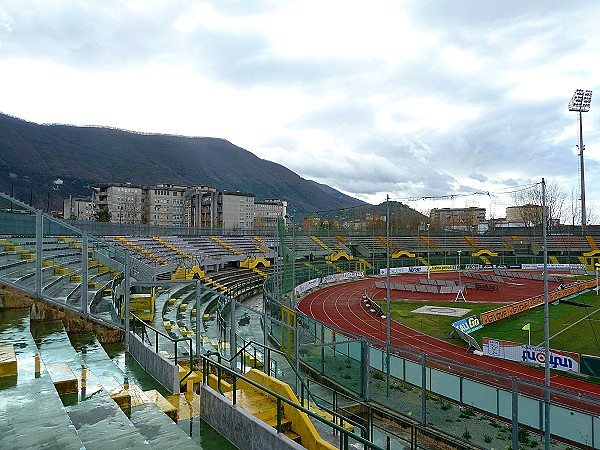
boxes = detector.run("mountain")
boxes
[0,113,366,213]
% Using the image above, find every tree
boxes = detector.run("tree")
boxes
[568,187,596,228]
[121,192,142,224]
[94,207,111,222]
[510,180,566,233]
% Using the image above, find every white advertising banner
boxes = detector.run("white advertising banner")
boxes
[379,266,427,275]
[520,263,576,271]
[482,337,580,373]
[294,278,321,296]
[321,271,364,284]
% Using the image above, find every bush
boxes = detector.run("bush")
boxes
[371,370,384,380]
[518,428,530,444]
[462,428,471,440]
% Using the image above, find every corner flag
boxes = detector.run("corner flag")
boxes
[522,323,531,331]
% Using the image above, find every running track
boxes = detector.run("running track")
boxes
[298,275,600,410]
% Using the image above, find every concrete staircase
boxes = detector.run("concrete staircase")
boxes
[0,308,234,449]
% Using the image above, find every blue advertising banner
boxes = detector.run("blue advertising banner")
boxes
[452,315,483,334]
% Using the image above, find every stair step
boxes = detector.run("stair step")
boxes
[45,361,79,395]
[31,323,152,448]
[301,399,355,432]
[166,391,201,420]
[69,333,131,410]
[283,429,302,443]
[224,388,278,420]
[0,344,17,377]
[265,416,293,433]
[145,389,179,421]
[0,309,85,450]
[66,386,151,450]
[130,402,200,449]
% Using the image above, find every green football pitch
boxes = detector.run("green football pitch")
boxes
[470,290,600,356]
[383,290,600,357]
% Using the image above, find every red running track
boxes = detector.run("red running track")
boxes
[298,275,600,409]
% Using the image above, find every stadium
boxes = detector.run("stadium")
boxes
[1,188,600,450]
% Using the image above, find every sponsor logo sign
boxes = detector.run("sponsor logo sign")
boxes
[321,271,364,284]
[521,263,571,270]
[379,266,427,275]
[452,315,483,334]
[482,337,580,373]
[294,278,321,296]
[429,264,453,272]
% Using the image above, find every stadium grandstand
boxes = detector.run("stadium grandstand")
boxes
[2,189,600,449]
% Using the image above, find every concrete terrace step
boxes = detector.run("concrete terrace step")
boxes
[69,332,131,407]
[0,309,85,450]
[129,402,200,449]
[46,361,79,395]
[65,373,151,450]
[30,321,153,449]
[224,388,279,421]
[0,343,17,377]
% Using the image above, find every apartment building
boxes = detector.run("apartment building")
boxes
[254,198,287,230]
[184,185,220,230]
[93,183,144,224]
[63,196,94,221]
[221,191,255,230]
[69,183,287,230]
[144,184,186,227]
[430,207,486,231]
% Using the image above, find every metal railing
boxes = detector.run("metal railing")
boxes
[228,338,371,442]
[130,312,194,387]
[201,353,385,450]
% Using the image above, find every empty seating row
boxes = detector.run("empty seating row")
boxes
[494,270,563,283]
[462,272,504,283]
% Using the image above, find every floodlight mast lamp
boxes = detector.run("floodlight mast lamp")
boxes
[568,89,593,230]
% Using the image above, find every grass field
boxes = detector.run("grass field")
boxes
[381,289,600,357]
[382,301,505,341]
[471,290,600,356]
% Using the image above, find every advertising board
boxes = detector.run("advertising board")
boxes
[482,337,580,373]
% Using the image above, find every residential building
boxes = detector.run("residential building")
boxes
[143,184,186,227]
[76,182,289,230]
[430,207,486,231]
[505,204,547,227]
[254,198,287,230]
[184,185,220,230]
[93,183,143,224]
[221,191,255,230]
[63,196,94,221]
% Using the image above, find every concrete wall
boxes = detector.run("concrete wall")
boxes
[201,384,305,450]
[128,332,179,394]
[0,283,123,343]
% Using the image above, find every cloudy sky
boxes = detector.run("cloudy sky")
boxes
[0,1,598,219]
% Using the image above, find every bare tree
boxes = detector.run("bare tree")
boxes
[510,181,566,233]
[121,192,142,224]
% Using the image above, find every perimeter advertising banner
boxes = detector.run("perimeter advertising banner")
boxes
[378,265,454,275]
[321,271,364,284]
[380,266,426,275]
[482,337,580,373]
[294,271,365,297]
[480,279,597,325]
[521,263,585,270]
[452,315,483,334]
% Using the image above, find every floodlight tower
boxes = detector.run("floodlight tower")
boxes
[568,89,593,230]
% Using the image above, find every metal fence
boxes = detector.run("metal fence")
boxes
[263,264,600,449]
